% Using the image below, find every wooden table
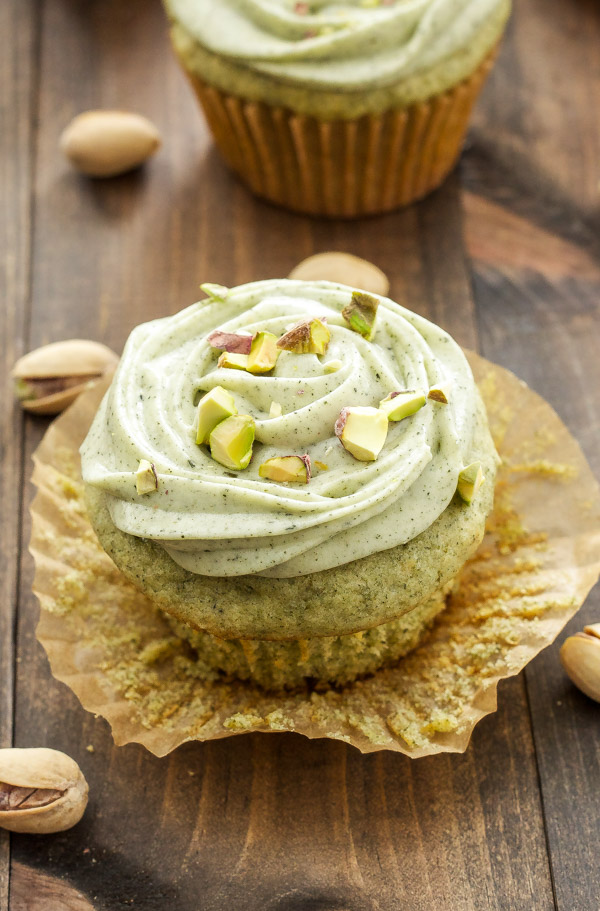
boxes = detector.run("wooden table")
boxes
[2,1,599,908]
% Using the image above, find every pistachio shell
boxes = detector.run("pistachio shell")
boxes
[60,110,161,178]
[13,340,118,415]
[13,340,118,379]
[0,748,88,834]
[288,252,389,297]
[560,632,600,703]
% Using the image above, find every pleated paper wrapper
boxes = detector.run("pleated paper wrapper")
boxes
[183,51,497,217]
[30,352,600,758]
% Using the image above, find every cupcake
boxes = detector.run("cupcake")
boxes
[162,0,511,216]
[80,279,498,689]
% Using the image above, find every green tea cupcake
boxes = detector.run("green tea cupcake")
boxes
[80,279,497,688]
[162,0,511,215]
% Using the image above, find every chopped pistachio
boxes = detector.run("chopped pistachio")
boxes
[135,459,158,495]
[457,462,485,504]
[428,385,449,405]
[247,332,279,374]
[379,390,426,421]
[269,401,283,418]
[217,351,249,371]
[259,455,311,484]
[314,460,329,471]
[277,318,330,355]
[341,291,379,340]
[195,386,237,445]
[200,283,229,302]
[323,359,342,374]
[207,331,253,355]
[334,406,388,461]
[209,415,255,471]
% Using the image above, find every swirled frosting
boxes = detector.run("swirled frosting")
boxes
[166,0,507,92]
[81,280,480,578]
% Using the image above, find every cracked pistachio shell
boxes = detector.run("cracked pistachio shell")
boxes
[60,110,161,178]
[560,627,600,702]
[0,748,89,834]
[288,252,389,297]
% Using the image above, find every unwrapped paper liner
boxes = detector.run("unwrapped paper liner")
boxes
[31,353,600,758]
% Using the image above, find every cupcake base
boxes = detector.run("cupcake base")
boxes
[164,583,451,691]
[184,49,497,217]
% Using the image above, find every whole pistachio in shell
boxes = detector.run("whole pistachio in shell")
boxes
[60,110,161,178]
[560,624,600,702]
[0,748,88,834]
[288,252,390,298]
[13,339,119,415]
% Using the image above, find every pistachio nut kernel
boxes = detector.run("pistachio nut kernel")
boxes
[269,401,283,418]
[247,332,280,374]
[12,339,118,415]
[135,459,158,495]
[196,386,237,445]
[0,748,89,834]
[560,631,600,703]
[457,462,485,505]
[277,318,330,355]
[209,414,255,470]
[323,359,342,374]
[379,390,427,422]
[207,330,253,355]
[341,291,379,340]
[200,283,229,302]
[428,384,450,405]
[217,351,249,371]
[259,455,311,484]
[334,406,388,461]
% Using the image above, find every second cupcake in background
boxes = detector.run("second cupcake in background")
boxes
[162,0,511,216]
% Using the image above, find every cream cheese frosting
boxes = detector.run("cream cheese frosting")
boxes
[80,280,480,578]
[165,0,507,92]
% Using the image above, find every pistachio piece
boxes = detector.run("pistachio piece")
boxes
[314,460,329,471]
[207,331,253,355]
[200,283,229,302]
[341,291,379,340]
[288,252,389,297]
[379,390,426,422]
[12,339,119,415]
[247,332,280,374]
[209,414,255,470]
[60,110,161,178]
[334,406,388,461]
[457,462,485,504]
[269,402,283,418]
[196,386,237,445]
[277,318,330,355]
[428,385,449,405]
[259,455,311,484]
[217,352,249,371]
[0,748,88,834]
[135,459,158,495]
[323,359,342,374]
[560,631,600,702]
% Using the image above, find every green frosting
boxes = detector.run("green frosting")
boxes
[164,0,511,117]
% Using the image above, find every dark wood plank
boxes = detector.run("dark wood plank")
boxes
[464,0,600,907]
[8,0,559,908]
[0,0,39,904]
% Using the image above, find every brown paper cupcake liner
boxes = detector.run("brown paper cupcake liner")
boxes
[30,353,600,757]
[184,51,496,217]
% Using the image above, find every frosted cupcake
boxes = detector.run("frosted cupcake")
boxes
[80,279,498,689]
[162,0,511,216]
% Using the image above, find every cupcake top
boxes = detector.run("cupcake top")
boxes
[166,0,510,113]
[81,279,487,580]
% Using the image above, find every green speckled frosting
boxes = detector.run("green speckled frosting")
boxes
[80,280,488,581]
[164,0,511,117]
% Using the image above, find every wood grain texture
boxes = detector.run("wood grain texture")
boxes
[3,0,599,907]
[464,0,600,908]
[0,0,39,906]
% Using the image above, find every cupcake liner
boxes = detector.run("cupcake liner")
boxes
[30,353,600,757]
[165,582,450,691]
[184,50,497,217]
